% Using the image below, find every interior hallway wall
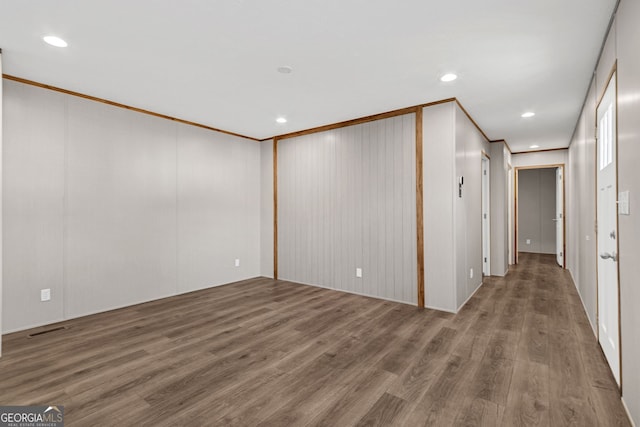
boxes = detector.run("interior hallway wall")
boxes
[568,0,640,422]
[2,79,261,333]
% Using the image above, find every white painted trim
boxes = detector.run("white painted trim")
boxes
[2,276,262,334]
[622,397,637,427]
[568,268,598,337]
[456,280,485,312]
[277,276,417,307]
[424,304,457,314]
[425,279,487,314]
[489,268,510,277]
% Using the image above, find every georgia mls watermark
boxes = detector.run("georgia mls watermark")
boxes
[0,406,64,427]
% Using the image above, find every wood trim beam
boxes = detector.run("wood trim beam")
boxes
[273,138,279,280]
[415,107,425,308]
[2,74,261,142]
[273,98,456,141]
[511,147,569,155]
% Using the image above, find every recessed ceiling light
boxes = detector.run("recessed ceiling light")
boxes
[530,145,540,149]
[521,112,535,118]
[43,35,68,47]
[277,66,293,74]
[440,73,458,82]
[276,117,287,124]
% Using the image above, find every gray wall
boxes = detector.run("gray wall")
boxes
[517,168,557,254]
[2,80,261,332]
[277,114,417,305]
[569,1,640,422]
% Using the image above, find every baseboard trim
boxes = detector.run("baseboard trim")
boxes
[2,275,264,335]
[424,304,457,314]
[568,267,597,337]
[277,276,417,307]
[622,397,636,427]
[456,280,484,312]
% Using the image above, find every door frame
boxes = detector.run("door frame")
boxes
[514,164,566,267]
[481,152,491,276]
[594,62,622,391]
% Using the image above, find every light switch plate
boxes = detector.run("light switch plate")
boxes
[618,191,630,215]
[356,268,362,278]
[234,258,240,267]
[41,289,51,302]
[526,239,531,245]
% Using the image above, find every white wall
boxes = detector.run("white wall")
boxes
[567,79,597,334]
[518,168,557,254]
[260,139,274,278]
[423,103,455,311]
[568,1,640,422]
[2,80,261,333]
[423,102,489,312]
[4,82,66,331]
[454,104,490,308]
[511,150,568,168]
[0,50,3,355]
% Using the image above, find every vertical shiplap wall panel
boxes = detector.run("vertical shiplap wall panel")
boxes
[278,114,417,305]
[3,81,67,331]
[65,97,178,319]
[260,140,274,277]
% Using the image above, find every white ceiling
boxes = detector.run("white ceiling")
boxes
[0,0,617,151]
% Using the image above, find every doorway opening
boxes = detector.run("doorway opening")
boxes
[514,165,565,268]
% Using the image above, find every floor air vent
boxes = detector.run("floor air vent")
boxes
[27,326,67,338]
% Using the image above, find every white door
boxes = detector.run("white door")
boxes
[482,157,490,276]
[596,72,620,386]
[555,168,564,267]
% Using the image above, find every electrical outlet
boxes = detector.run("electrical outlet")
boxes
[356,268,362,278]
[469,268,474,279]
[234,258,240,267]
[41,289,51,302]
[526,239,531,245]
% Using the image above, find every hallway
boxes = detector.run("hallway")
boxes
[487,253,629,426]
[0,255,630,426]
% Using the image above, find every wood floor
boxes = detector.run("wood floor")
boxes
[0,253,631,426]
